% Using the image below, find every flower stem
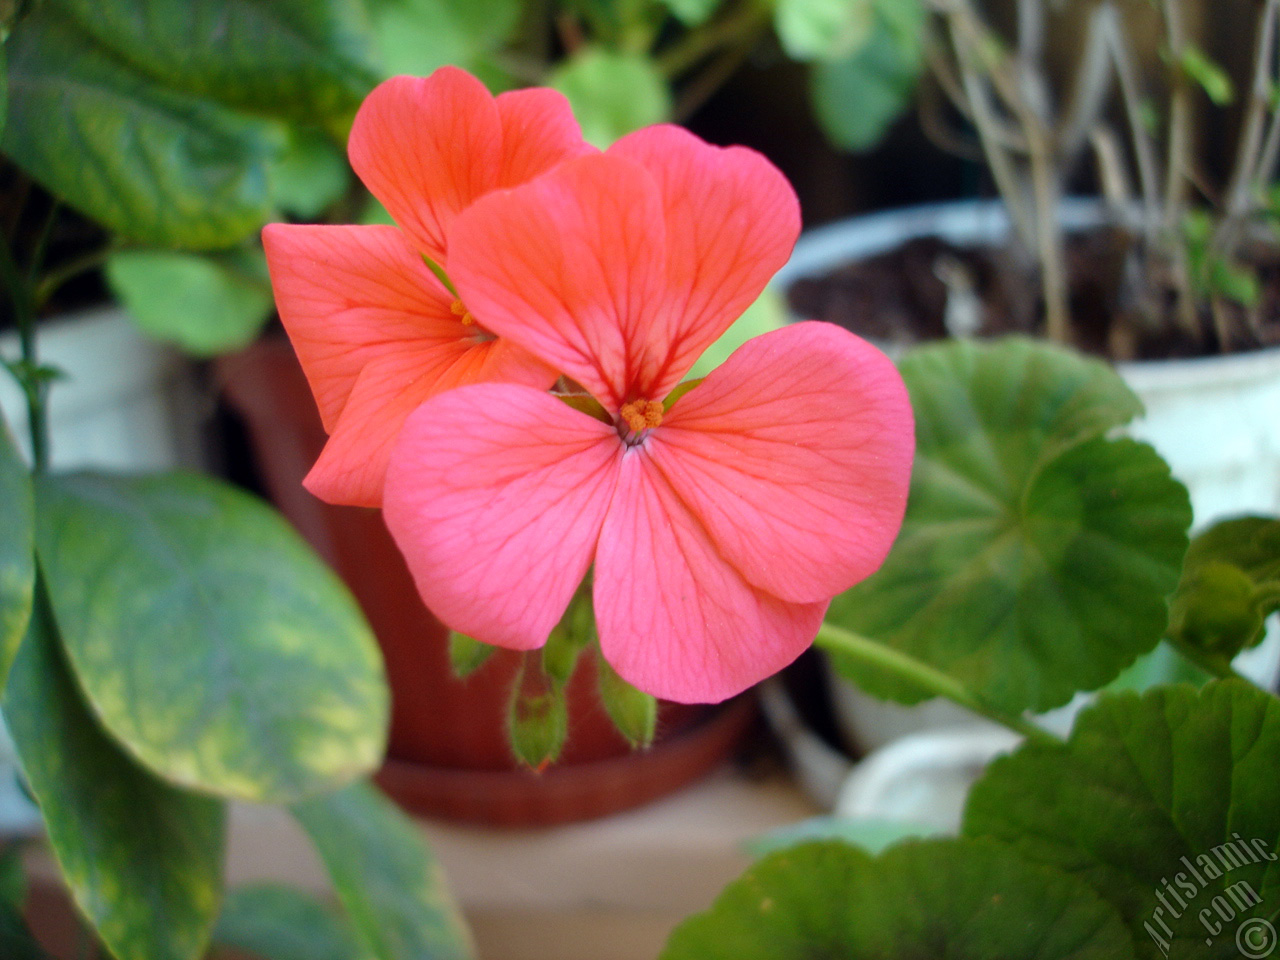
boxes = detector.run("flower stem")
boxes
[813,621,1061,746]
[0,238,50,474]
[1168,637,1256,686]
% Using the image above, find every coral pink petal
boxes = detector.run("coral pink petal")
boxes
[384,384,621,650]
[595,450,828,703]
[448,154,667,410]
[495,86,596,188]
[348,69,502,262]
[305,339,558,508]
[654,321,914,604]
[608,125,801,397]
[262,222,459,431]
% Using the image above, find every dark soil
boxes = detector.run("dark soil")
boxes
[787,228,1280,361]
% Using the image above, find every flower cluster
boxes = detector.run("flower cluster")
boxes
[263,67,914,704]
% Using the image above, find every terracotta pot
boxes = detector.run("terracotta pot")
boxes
[217,339,754,824]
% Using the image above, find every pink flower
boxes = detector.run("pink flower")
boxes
[262,67,592,507]
[382,126,915,703]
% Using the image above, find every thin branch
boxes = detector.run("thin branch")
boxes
[1163,0,1200,334]
[1105,6,1162,244]
[918,80,987,161]
[945,9,1039,248]
[1090,125,1135,214]
[671,19,765,121]
[1014,0,1053,125]
[1057,2,1118,167]
[1216,0,1280,257]
[1017,0,1045,67]
[656,0,768,79]
[1163,0,1193,231]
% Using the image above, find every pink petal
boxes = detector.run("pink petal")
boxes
[262,223,460,431]
[652,322,914,605]
[447,153,668,410]
[495,86,596,188]
[607,125,801,397]
[305,339,557,507]
[348,69,503,262]
[595,450,828,703]
[383,384,622,650]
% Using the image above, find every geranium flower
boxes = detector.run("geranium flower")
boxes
[262,67,592,506]
[382,126,915,703]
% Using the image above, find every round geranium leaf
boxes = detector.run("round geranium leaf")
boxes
[661,837,1134,960]
[828,337,1191,714]
[0,417,34,691]
[964,680,1280,960]
[33,472,389,805]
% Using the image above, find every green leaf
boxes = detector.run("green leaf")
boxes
[371,0,521,80]
[809,10,922,152]
[964,680,1280,960]
[214,884,358,960]
[448,631,496,679]
[774,0,875,62]
[34,472,388,805]
[0,417,33,692]
[292,781,474,960]
[0,901,50,960]
[597,654,657,749]
[3,12,279,249]
[828,338,1191,714]
[106,249,274,355]
[2,598,225,960]
[661,837,1135,959]
[550,48,672,149]
[1209,258,1261,307]
[44,0,379,126]
[1179,44,1234,106]
[1169,517,1280,668]
[269,127,350,219]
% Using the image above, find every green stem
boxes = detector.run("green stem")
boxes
[1168,637,1253,685]
[656,0,769,79]
[814,621,1062,746]
[0,240,49,474]
[33,242,114,312]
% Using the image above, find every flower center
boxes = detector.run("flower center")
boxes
[618,399,663,445]
[449,298,496,343]
[450,298,477,326]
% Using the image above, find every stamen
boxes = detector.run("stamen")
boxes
[620,400,664,433]
[450,299,476,325]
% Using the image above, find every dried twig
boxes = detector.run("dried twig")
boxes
[1216,0,1280,257]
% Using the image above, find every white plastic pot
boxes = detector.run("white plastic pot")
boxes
[773,199,1280,753]
[0,306,206,472]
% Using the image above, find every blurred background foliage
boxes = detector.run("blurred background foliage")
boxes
[0,0,928,353]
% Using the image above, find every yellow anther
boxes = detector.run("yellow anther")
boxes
[450,299,476,325]
[620,399,663,433]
